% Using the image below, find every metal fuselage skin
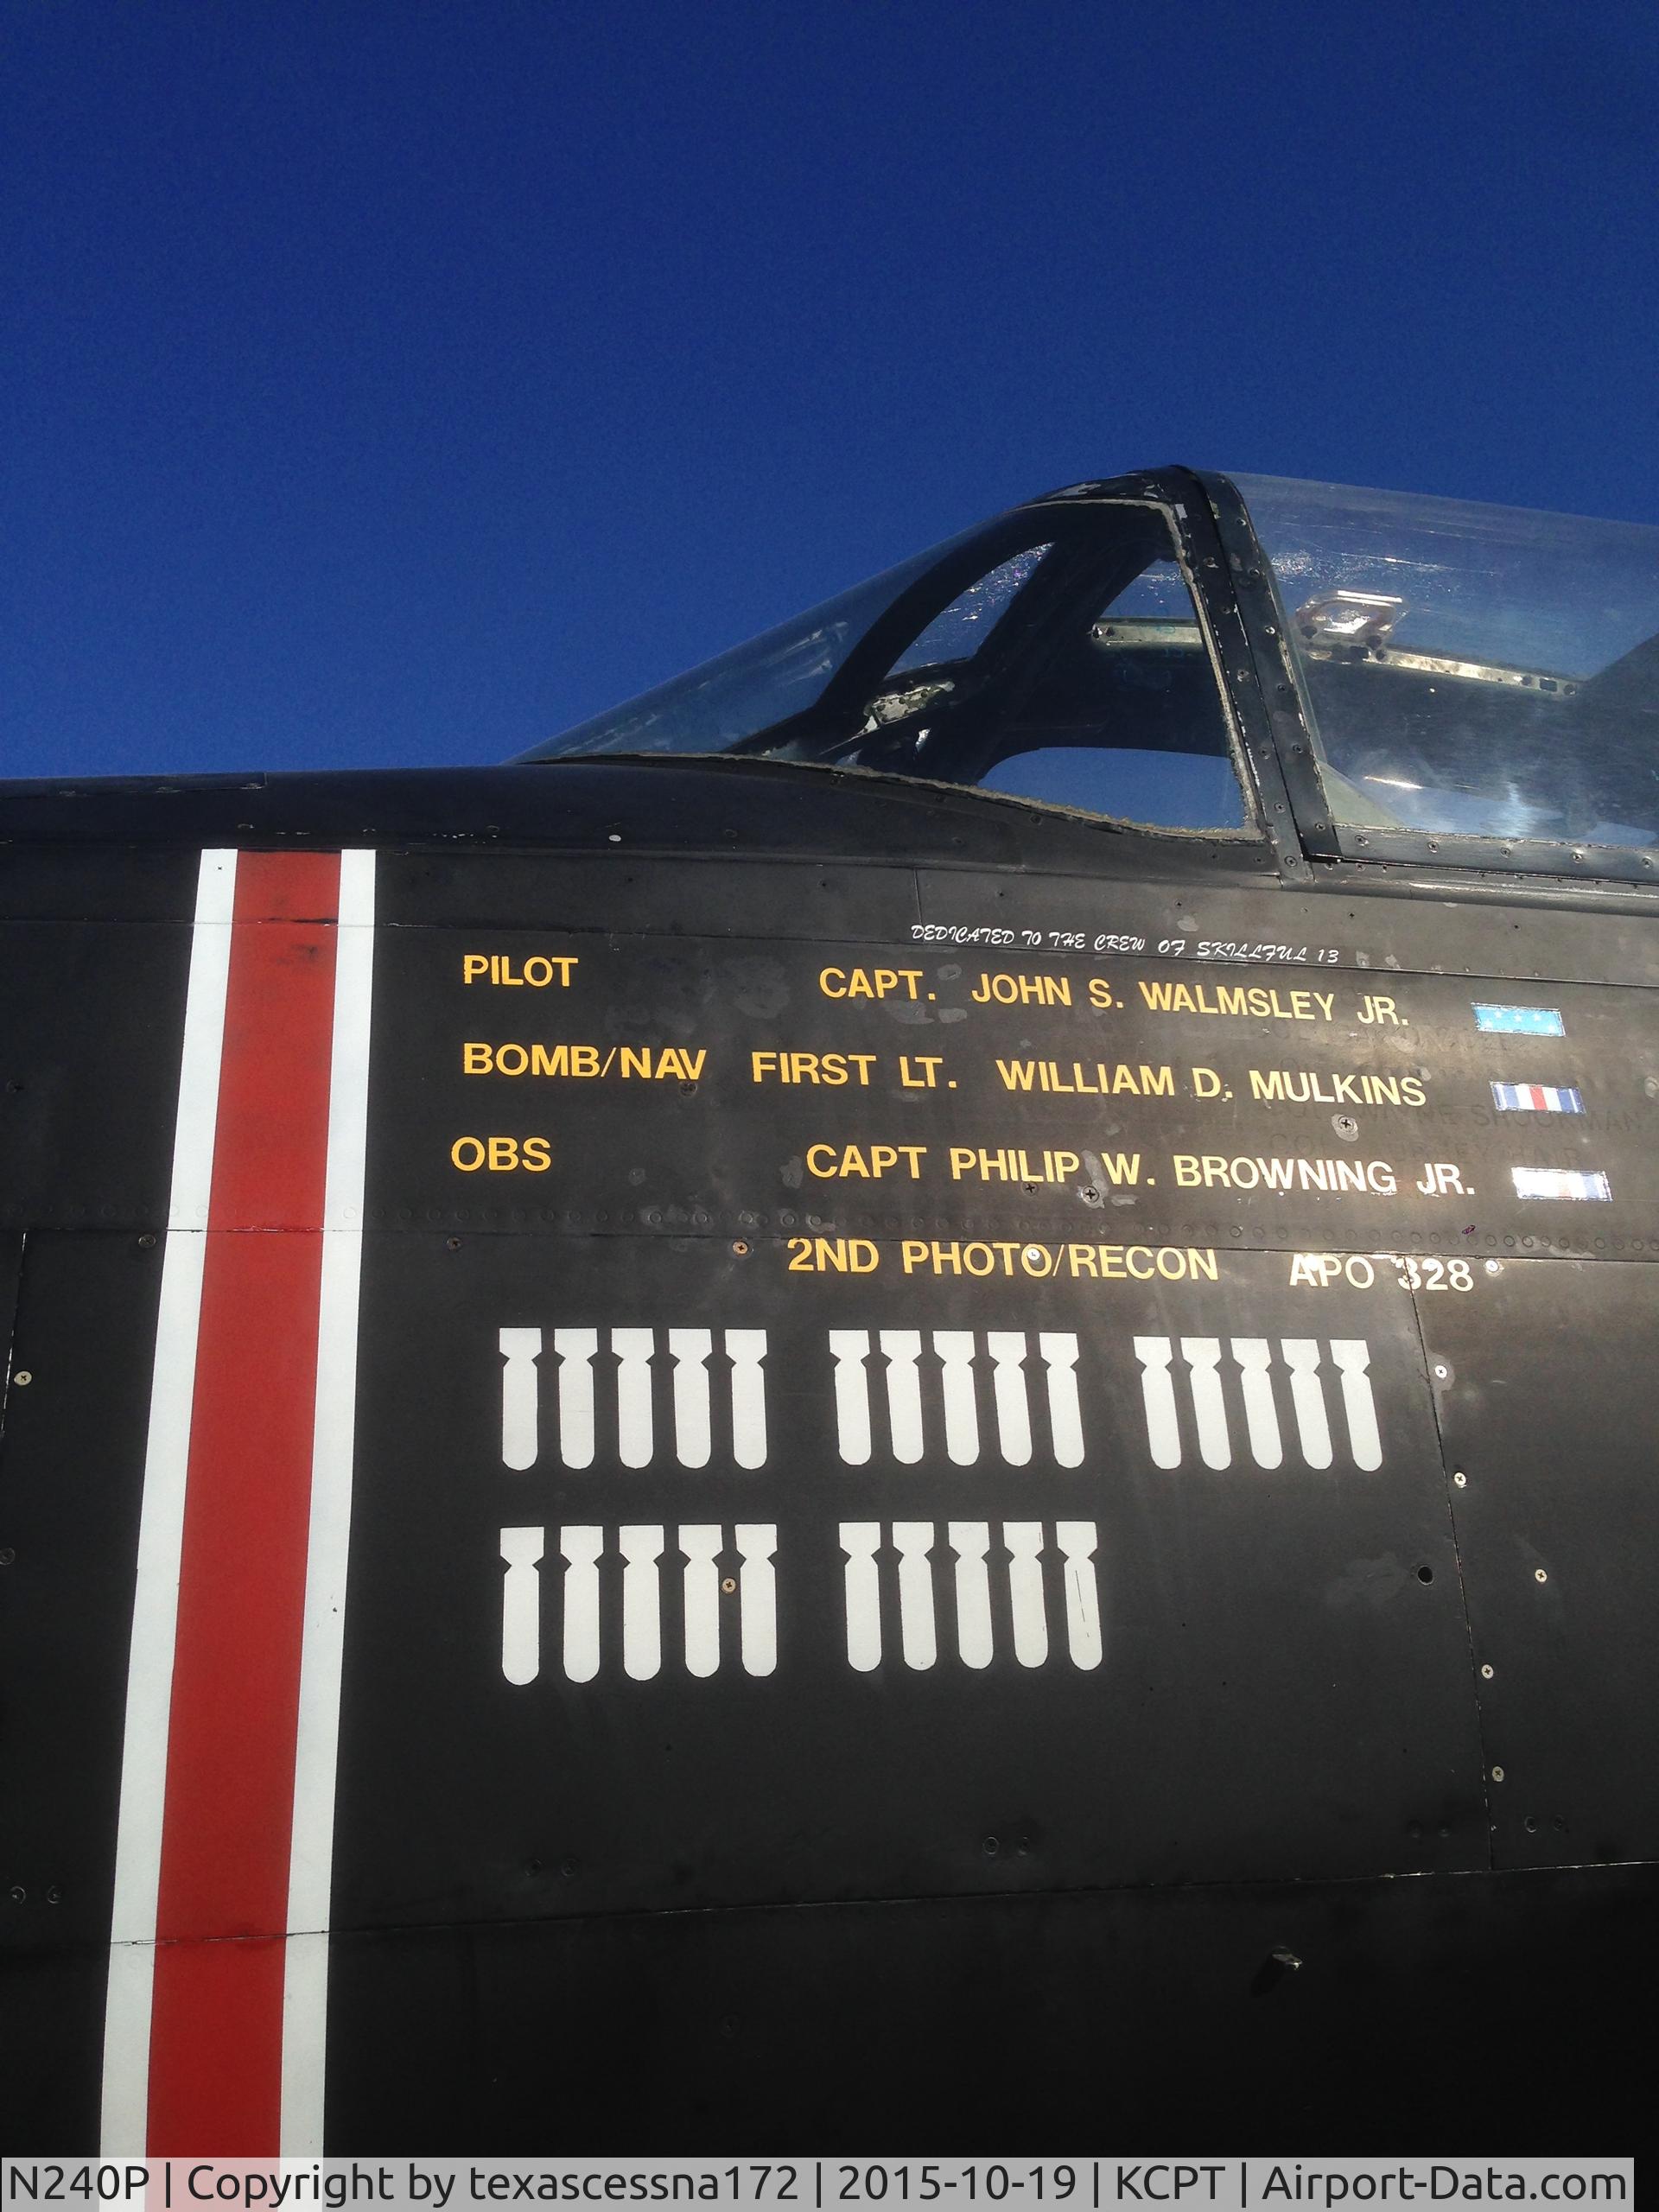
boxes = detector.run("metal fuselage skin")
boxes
[0,755,1653,2152]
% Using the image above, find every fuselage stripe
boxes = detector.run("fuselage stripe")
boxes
[282,845,378,2152]
[100,849,374,2156]
[100,849,238,2154]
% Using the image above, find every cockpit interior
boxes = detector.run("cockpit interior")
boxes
[521,471,1659,879]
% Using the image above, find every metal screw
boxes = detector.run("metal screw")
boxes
[13,1370,31,1386]
[1484,1258,1502,1274]
[730,1240,749,1257]
[721,1577,736,1594]
[1481,1663,1494,1679]
[1433,1363,1449,1381]
[445,1236,461,1251]
[138,1233,156,1249]
[1453,1471,1467,1487]
[1491,1766,1505,1783]
[1535,1568,1548,1583]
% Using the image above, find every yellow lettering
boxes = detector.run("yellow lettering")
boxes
[449,1135,550,1172]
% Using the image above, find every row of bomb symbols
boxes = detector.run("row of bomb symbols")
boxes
[499,1523,778,1684]
[1135,1335,1380,1470]
[499,1327,769,1471]
[830,1330,1082,1466]
[497,1520,1101,1684]
[494,1328,1384,1472]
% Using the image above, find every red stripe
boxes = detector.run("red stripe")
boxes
[212,852,342,1230]
[149,851,342,2153]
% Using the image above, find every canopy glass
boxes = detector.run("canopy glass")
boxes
[524,473,1659,862]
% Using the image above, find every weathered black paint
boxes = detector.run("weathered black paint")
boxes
[1,467,1655,2153]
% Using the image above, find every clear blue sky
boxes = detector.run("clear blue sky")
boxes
[7,1,1658,779]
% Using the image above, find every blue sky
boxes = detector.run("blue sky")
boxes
[7,0,1658,779]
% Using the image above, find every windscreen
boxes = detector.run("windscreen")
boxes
[525,526,1004,760]
[1236,474,1659,852]
[524,501,1252,835]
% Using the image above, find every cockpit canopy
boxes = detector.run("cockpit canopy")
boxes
[522,471,1659,878]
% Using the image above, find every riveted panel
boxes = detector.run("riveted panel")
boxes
[328,1232,1483,1939]
[1416,1256,1659,1868]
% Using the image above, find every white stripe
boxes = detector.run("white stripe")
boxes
[282,848,377,2153]
[100,849,238,2154]
[167,849,238,1230]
